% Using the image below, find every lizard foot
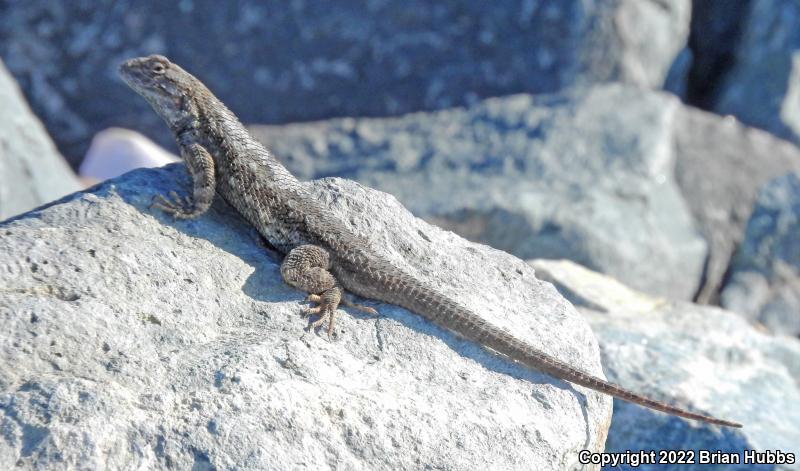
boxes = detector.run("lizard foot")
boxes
[307,307,339,341]
[304,293,378,316]
[303,289,341,341]
[150,191,201,219]
[302,293,379,341]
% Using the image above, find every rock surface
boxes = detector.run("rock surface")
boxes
[531,259,800,467]
[0,0,689,163]
[0,164,611,470]
[252,84,708,300]
[721,172,800,337]
[673,108,800,304]
[712,0,800,144]
[0,59,80,222]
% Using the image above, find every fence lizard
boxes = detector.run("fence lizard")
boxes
[119,55,742,428]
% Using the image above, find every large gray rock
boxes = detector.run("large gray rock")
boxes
[0,59,80,221]
[0,0,689,164]
[673,108,800,304]
[0,164,611,470]
[712,0,800,144]
[531,259,800,468]
[721,172,800,336]
[252,84,707,300]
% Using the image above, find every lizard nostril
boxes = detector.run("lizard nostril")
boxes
[119,58,142,75]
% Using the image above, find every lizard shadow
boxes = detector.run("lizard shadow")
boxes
[124,165,303,307]
[367,301,595,435]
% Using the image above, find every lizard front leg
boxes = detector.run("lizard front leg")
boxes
[152,141,216,219]
[280,244,377,339]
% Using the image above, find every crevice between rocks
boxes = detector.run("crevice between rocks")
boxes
[682,0,752,110]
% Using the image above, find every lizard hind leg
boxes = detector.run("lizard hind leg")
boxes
[280,244,344,339]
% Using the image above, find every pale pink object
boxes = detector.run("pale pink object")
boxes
[79,128,179,184]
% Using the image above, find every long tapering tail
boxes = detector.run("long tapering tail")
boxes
[498,332,742,427]
[365,270,743,428]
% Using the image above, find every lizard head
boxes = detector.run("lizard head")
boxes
[119,55,196,130]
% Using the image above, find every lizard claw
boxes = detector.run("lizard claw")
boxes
[303,292,340,340]
[301,292,375,340]
[150,191,199,219]
[302,306,321,317]
[306,308,337,341]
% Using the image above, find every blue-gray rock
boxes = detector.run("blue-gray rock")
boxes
[0,0,689,164]
[251,84,707,300]
[0,58,80,221]
[673,109,800,304]
[0,164,611,470]
[721,172,800,336]
[531,259,800,470]
[663,46,693,99]
[712,0,800,144]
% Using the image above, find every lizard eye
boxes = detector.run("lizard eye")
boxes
[152,63,166,74]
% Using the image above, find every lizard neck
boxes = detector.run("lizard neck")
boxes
[187,85,299,187]
[178,82,314,251]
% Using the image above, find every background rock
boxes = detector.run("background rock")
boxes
[0,59,80,222]
[711,0,800,144]
[0,164,611,470]
[0,0,689,165]
[721,172,800,336]
[531,259,800,466]
[673,108,800,304]
[252,84,707,301]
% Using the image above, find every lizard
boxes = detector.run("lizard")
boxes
[119,54,742,429]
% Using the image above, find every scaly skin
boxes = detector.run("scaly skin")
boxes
[119,55,742,428]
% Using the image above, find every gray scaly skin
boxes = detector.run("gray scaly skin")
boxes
[119,55,742,429]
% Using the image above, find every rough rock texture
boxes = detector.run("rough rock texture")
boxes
[79,128,179,184]
[712,0,800,144]
[252,84,708,301]
[0,0,689,164]
[673,108,800,304]
[721,172,800,337]
[0,164,611,470]
[0,58,80,222]
[531,259,800,467]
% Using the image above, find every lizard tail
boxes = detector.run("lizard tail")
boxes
[497,333,743,428]
[376,276,742,428]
